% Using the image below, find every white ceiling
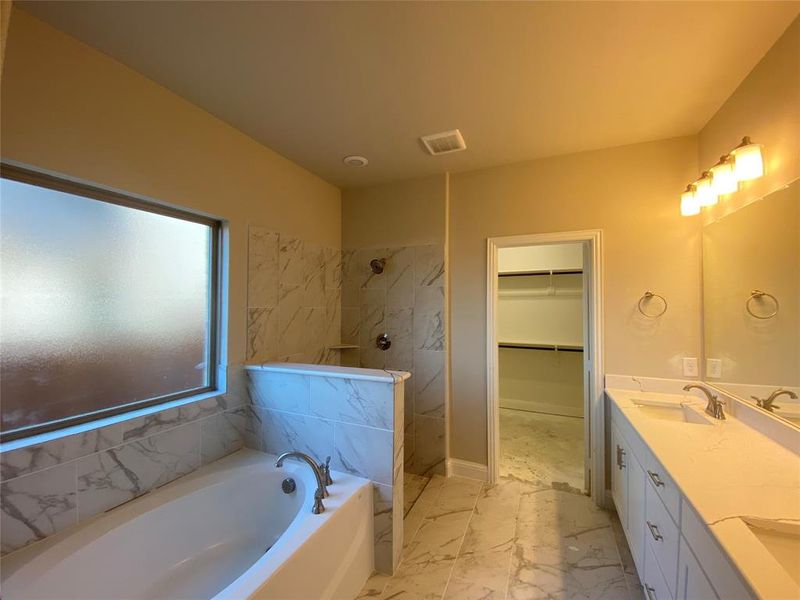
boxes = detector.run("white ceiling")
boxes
[17,1,800,188]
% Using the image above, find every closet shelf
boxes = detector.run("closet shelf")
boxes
[498,341,583,353]
[498,268,582,277]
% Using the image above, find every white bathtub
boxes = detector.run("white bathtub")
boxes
[0,449,374,600]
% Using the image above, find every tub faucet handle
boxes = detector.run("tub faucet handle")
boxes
[312,487,325,514]
[320,456,333,486]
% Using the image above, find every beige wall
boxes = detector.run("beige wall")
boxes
[699,16,799,221]
[0,8,341,365]
[342,175,446,248]
[449,136,700,464]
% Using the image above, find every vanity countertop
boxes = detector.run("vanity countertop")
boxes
[606,387,800,600]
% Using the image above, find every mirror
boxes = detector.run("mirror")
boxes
[702,180,799,427]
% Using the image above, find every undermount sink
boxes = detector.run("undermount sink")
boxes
[632,399,712,425]
[742,518,800,587]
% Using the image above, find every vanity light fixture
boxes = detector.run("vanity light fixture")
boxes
[730,136,764,181]
[680,184,700,216]
[693,171,718,207]
[709,155,738,195]
[679,136,763,216]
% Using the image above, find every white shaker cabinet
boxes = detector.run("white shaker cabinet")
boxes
[609,399,755,600]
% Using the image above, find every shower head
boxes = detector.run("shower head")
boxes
[370,258,386,274]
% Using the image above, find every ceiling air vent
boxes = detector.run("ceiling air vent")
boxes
[420,129,466,156]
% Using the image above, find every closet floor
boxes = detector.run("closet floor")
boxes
[500,408,585,492]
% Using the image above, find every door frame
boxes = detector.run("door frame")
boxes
[486,229,605,506]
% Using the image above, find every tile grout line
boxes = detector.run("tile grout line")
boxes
[503,484,527,600]
[438,479,485,600]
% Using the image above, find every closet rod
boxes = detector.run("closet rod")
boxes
[498,342,584,353]
[498,268,583,277]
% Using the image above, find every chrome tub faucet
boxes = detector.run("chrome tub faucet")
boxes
[683,384,726,420]
[275,451,327,514]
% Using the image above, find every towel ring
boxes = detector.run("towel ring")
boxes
[638,291,667,318]
[746,290,779,320]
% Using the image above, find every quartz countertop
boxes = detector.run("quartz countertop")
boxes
[606,388,800,600]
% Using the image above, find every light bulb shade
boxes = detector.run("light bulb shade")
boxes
[680,187,700,216]
[731,139,763,181]
[694,173,718,207]
[710,158,738,195]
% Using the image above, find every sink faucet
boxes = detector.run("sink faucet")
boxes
[751,388,798,413]
[275,451,327,514]
[682,384,726,420]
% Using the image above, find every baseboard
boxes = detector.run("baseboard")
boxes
[446,458,489,481]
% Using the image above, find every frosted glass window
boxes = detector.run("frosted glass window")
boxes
[0,169,219,439]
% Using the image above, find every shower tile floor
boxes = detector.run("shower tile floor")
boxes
[500,408,585,493]
[358,475,643,599]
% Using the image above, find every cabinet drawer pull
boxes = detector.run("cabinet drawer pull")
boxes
[647,470,665,487]
[646,521,664,542]
[645,584,657,600]
[616,445,626,469]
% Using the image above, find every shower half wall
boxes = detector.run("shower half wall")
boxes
[341,245,446,476]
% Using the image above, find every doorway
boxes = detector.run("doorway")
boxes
[486,230,604,505]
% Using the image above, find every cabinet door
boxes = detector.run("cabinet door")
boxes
[643,542,674,600]
[611,423,628,525]
[627,449,647,573]
[677,537,718,600]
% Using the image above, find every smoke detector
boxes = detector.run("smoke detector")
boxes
[343,155,369,167]
[420,129,466,156]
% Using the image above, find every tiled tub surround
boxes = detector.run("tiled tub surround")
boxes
[341,244,446,477]
[247,227,342,365]
[0,366,254,555]
[245,363,408,574]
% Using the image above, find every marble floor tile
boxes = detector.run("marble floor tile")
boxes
[460,511,517,555]
[508,543,628,600]
[443,577,506,600]
[359,474,638,600]
[500,408,585,492]
[401,509,471,567]
[451,545,513,592]
[380,558,455,600]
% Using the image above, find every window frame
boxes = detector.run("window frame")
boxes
[0,163,222,442]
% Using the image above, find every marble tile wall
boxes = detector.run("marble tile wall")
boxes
[247,227,342,366]
[245,366,405,574]
[0,366,253,556]
[341,244,446,477]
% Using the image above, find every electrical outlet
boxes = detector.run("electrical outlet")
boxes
[682,357,699,377]
[706,358,722,379]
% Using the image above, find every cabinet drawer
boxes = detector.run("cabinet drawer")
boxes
[645,453,681,525]
[644,541,674,600]
[645,481,679,596]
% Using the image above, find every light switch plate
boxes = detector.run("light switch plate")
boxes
[706,358,722,379]
[682,357,699,377]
